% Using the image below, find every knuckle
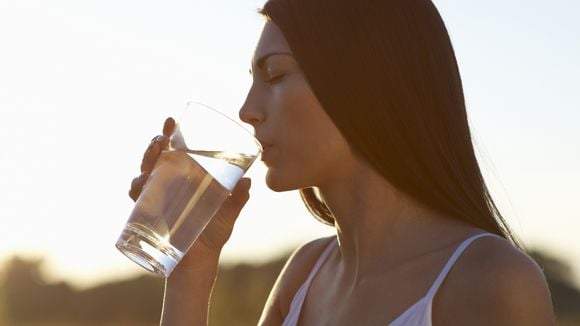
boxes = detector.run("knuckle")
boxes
[128,188,139,201]
[130,177,140,188]
[151,135,164,143]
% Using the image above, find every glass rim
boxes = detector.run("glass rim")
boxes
[183,100,263,154]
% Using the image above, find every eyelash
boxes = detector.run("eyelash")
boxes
[265,74,285,84]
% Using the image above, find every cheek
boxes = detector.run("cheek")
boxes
[265,127,350,192]
[263,145,312,192]
[264,75,351,190]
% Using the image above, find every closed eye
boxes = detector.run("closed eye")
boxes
[265,74,285,84]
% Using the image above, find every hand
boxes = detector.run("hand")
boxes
[173,177,250,273]
[128,117,251,273]
[129,117,175,201]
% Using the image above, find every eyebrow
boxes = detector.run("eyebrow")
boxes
[249,52,293,75]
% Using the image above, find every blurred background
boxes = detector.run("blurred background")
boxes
[0,0,578,325]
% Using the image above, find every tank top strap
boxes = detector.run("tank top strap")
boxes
[424,232,504,300]
[283,237,337,326]
[304,237,337,285]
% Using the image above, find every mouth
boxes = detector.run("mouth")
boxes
[257,139,272,150]
[262,144,273,154]
[258,140,273,160]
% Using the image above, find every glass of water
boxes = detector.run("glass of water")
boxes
[116,101,262,277]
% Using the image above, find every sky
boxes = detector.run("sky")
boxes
[0,0,578,289]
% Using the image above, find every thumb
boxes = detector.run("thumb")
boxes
[213,178,251,225]
[197,178,251,251]
[231,178,251,205]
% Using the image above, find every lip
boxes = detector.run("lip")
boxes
[261,144,273,154]
[257,138,272,150]
[258,141,273,161]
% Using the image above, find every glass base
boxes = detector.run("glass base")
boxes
[116,223,184,277]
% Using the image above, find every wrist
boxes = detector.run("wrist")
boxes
[161,255,220,326]
[167,250,220,284]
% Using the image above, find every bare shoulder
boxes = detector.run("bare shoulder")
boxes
[434,234,556,325]
[273,235,336,310]
[258,235,335,326]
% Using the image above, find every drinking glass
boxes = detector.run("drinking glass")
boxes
[116,101,261,277]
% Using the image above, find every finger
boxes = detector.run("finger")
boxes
[163,117,175,137]
[129,172,149,201]
[232,178,251,202]
[140,142,161,173]
[150,134,170,149]
[159,135,170,150]
[214,178,251,223]
[195,179,251,250]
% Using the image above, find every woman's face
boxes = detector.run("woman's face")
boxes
[239,21,355,192]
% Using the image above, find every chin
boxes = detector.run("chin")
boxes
[265,169,303,192]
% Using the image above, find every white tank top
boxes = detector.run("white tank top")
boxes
[282,232,504,326]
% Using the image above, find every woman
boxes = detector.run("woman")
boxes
[131,0,555,324]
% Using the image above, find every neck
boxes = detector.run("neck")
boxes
[317,161,463,287]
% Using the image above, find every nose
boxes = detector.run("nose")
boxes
[238,86,264,128]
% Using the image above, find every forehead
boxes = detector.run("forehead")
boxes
[252,21,293,63]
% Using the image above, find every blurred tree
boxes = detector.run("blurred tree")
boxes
[528,249,580,322]
[0,256,163,325]
[0,249,578,325]
[210,256,287,325]
[1,257,75,323]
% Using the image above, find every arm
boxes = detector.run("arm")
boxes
[160,255,220,326]
[129,118,252,326]
[158,179,251,326]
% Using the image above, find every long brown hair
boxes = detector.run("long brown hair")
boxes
[259,0,520,247]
